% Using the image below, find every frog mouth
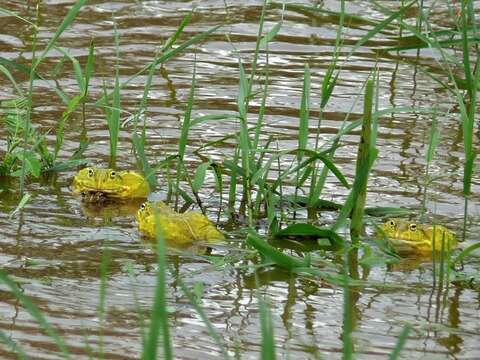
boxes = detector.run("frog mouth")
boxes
[388,237,431,252]
[80,185,123,194]
[80,190,109,202]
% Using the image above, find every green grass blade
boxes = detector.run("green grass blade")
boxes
[178,60,196,162]
[451,242,480,267]
[350,75,375,243]
[172,270,232,360]
[8,193,32,219]
[298,64,310,160]
[332,149,378,232]
[34,0,86,70]
[143,207,173,360]
[258,285,276,360]
[190,114,240,127]
[348,0,415,56]
[175,58,196,204]
[97,24,222,104]
[161,12,192,53]
[54,46,84,92]
[55,94,82,159]
[388,325,411,360]
[0,329,28,359]
[0,64,24,96]
[0,57,39,78]
[0,270,71,358]
[83,40,95,97]
[259,22,282,48]
[192,162,209,193]
[107,20,121,168]
[0,7,37,27]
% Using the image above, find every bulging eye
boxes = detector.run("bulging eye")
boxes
[110,170,116,179]
[140,203,146,211]
[388,219,396,228]
[409,223,417,232]
[87,168,94,177]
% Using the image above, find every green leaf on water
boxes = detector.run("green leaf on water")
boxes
[192,162,210,193]
[365,207,415,217]
[246,232,310,271]
[275,223,345,247]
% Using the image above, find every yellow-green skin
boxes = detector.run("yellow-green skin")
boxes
[136,201,225,245]
[380,219,457,254]
[72,167,149,200]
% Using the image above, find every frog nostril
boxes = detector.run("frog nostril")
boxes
[110,171,116,179]
[87,168,94,177]
[409,223,417,232]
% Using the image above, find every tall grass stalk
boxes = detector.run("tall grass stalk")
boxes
[131,12,195,188]
[171,267,231,360]
[105,20,121,168]
[143,205,173,360]
[342,250,354,360]
[387,325,411,360]
[349,75,375,244]
[255,272,276,360]
[459,0,479,238]
[421,110,439,217]
[175,58,196,209]
[19,0,86,193]
[294,64,310,209]
[19,2,39,196]
[308,0,343,207]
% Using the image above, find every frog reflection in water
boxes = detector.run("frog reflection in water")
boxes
[136,201,225,245]
[379,219,457,254]
[72,167,149,201]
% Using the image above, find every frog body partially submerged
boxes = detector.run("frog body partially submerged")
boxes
[136,201,225,245]
[72,167,149,201]
[379,219,457,254]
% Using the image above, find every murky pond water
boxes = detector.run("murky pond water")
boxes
[0,1,479,359]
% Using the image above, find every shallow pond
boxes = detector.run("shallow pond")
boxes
[0,1,479,359]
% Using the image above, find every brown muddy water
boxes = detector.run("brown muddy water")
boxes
[0,1,479,359]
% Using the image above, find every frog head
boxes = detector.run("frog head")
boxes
[379,219,456,253]
[72,167,150,200]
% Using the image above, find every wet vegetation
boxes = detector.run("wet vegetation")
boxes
[0,0,479,359]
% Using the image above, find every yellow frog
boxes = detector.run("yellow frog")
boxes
[136,201,225,245]
[72,167,149,201]
[379,219,457,254]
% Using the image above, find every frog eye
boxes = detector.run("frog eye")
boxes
[409,223,417,232]
[388,219,396,228]
[109,170,116,179]
[87,168,94,177]
[140,203,146,211]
